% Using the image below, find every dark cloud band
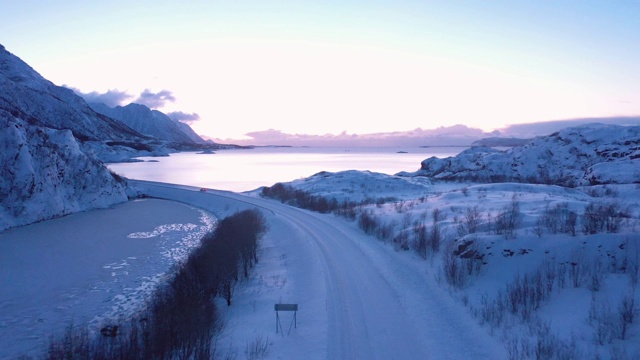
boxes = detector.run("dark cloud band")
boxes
[134,89,176,109]
[68,87,132,107]
[167,111,200,123]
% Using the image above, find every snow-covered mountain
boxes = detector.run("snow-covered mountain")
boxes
[401,124,640,186]
[0,44,176,164]
[0,45,145,143]
[0,110,128,231]
[89,102,205,144]
[0,44,148,231]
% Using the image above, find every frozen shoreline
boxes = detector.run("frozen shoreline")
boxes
[0,198,215,359]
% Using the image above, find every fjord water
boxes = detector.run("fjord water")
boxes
[108,147,466,192]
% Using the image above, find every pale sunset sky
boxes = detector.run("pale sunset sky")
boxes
[1,0,638,141]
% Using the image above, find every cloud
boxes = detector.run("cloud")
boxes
[221,125,489,147]
[134,89,176,109]
[166,111,200,123]
[68,87,132,107]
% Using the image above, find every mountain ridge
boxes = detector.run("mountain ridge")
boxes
[89,102,206,145]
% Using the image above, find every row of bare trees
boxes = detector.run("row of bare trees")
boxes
[45,209,267,360]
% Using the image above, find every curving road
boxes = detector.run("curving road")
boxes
[132,180,506,359]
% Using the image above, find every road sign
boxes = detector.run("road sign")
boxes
[275,303,298,335]
[274,304,298,311]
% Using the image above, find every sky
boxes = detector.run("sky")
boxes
[1,0,639,141]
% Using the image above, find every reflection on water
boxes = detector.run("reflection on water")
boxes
[108,147,466,192]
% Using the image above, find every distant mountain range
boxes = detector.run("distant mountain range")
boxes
[470,137,531,147]
[88,102,206,145]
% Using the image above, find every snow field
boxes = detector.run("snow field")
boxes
[136,181,507,359]
[277,173,640,359]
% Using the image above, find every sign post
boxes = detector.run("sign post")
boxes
[274,303,298,335]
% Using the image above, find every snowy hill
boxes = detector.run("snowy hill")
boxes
[402,124,640,186]
[0,44,176,163]
[0,45,144,143]
[90,102,205,144]
[0,110,128,231]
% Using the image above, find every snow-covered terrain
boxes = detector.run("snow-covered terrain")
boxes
[131,181,509,359]
[2,159,638,359]
[89,102,205,144]
[0,111,128,231]
[266,166,640,359]
[2,41,639,360]
[401,124,640,186]
[0,198,215,359]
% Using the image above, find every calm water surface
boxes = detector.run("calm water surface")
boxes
[108,147,466,192]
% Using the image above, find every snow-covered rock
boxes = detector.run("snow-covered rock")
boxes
[401,124,640,186]
[0,111,128,231]
[90,102,205,144]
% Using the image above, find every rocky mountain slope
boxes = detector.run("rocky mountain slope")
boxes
[89,102,205,144]
[0,45,144,143]
[0,44,140,231]
[0,44,175,163]
[0,110,128,231]
[400,124,640,186]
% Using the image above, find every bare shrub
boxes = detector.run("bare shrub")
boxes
[429,209,444,253]
[442,241,482,288]
[412,222,428,259]
[476,292,506,328]
[539,202,578,236]
[377,220,396,242]
[494,197,521,240]
[589,291,635,345]
[244,334,270,360]
[42,210,267,360]
[533,324,581,360]
[357,210,379,235]
[442,249,463,287]
[457,206,482,237]
[590,297,617,345]
[392,230,410,251]
[533,216,545,238]
[619,293,635,340]
[582,201,628,234]
[429,223,442,253]
[506,271,549,321]
[568,251,589,288]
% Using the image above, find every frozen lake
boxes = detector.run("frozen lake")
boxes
[0,199,214,359]
[108,146,466,192]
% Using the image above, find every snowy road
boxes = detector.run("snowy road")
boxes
[133,181,507,359]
